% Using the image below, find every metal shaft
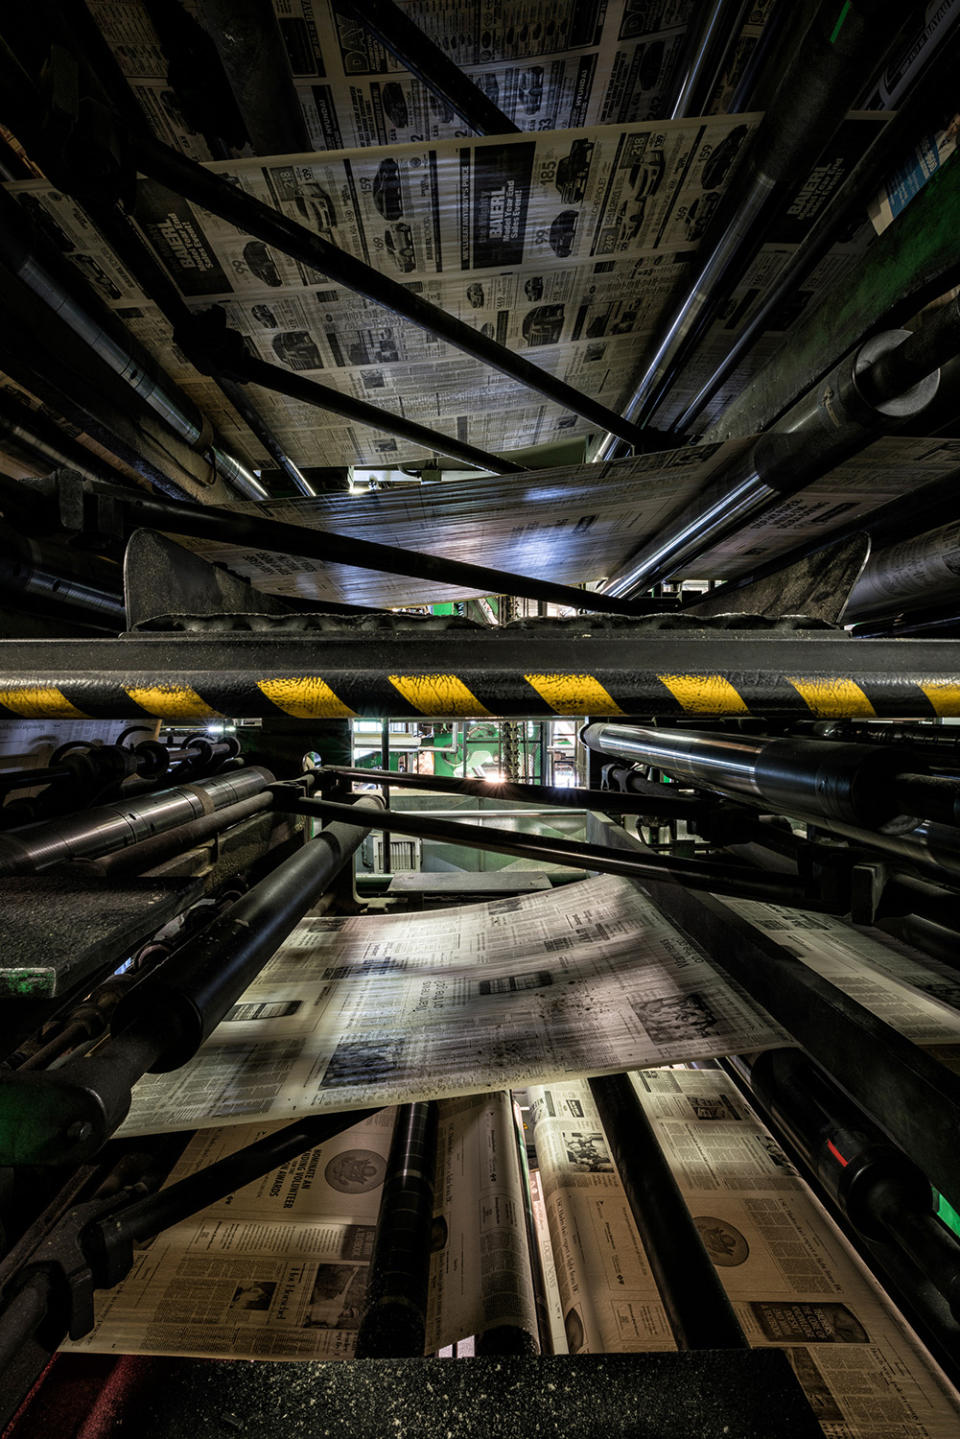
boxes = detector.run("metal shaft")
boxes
[598,0,914,443]
[579,722,944,829]
[275,792,814,905]
[0,766,274,875]
[602,325,942,599]
[320,765,709,818]
[355,1102,439,1358]
[333,0,519,137]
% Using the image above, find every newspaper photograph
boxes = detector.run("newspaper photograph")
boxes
[115,875,791,1137]
[67,1091,537,1361]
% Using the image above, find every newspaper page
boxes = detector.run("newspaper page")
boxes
[426,1091,540,1352]
[527,1079,675,1353]
[6,113,761,467]
[115,874,791,1138]
[67,1091,537,1360]
[157,431,960,607]
[631,1067,960,1438]
[715,898,960,1047]
[86,2,705,156]
[174,439,747,605]
[529,1069,960,1435]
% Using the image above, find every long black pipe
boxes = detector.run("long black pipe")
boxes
[333,0,518,137]
[206,341,524,476]
[588,1074,749,1350]
[0,795,382,1165]
[132,134,654,452]
[355,1102,439,1358]
[321,764,712,818]
[601,317,944,598]
[274,792,819,906]
[732,1049,960,1322]
[0,766,274,875]
[676,32,960,433]
[28,476,654,618]
[596,0,917,442]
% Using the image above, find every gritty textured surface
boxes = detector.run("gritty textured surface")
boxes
[20,1350,823,1437]
[0,875,196,995]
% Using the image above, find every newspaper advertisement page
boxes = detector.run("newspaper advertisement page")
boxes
[5,114,761,466]
[116,875,790,1138]
[67,1093,536,1361]
[527,1080,674,1354]
[631,1067,960,1438]
[716,899,960,1048]
[426,1092,540,1352]
[277,1,701,150]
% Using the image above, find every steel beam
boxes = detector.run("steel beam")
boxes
[1,625,960,720]
[132,135,656,451]
[332,0,519,137]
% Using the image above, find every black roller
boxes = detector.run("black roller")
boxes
[355,1102,439,1358]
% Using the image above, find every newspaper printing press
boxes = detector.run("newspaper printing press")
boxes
[2,0,960,1434]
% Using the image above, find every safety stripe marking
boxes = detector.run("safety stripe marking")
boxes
[918,680,960,717]
[124,684,222,720]
[657,673,750,715]
[525,673,624,715]
[389,674,489,716]
[787,677,876,717]
[258,677,357,719]
[0,686,88,718]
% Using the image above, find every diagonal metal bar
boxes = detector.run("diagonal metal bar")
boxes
[333,0,519,136]
[273,792,817,906]
[211,345,526,475]
[132,134,656,451]
[320,765,710,818]
[1,474,649,616]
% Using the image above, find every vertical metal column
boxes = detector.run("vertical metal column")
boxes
[355,1102,439,1357]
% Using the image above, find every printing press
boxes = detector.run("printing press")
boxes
[3,2,960,1435]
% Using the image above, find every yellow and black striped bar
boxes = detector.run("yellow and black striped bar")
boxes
[2,629,960,722]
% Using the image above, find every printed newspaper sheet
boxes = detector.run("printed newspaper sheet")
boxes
[530,1070,960,1436]
[170,432,960,605]
[116,875,791,1137]
[716,898,960,1047]
[67,1091,539,1360]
